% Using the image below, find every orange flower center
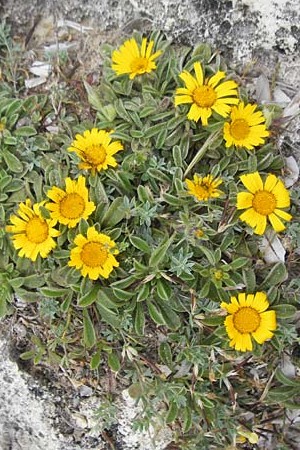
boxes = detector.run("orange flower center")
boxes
[83,145,107,166]
[193,85,216,108]
[81,242,108,267]
[252,190,276,216]
[60,193,85,219]
[26,216,49,244]
[233,307,261,333]
[130,57,148,74]
[230,119,250,140]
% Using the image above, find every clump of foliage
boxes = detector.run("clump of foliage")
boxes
[0,23,299,449]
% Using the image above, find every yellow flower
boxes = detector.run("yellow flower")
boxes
[174,62,239,125]
[111,37,162,79]
[68,128,123,173]
[68,226,119,280]
[185,174,223,201]
[221,292,277,352]
[6,199,60,261]
[237,171,292,235]
[223,102,270,149]
[46,175,96,228]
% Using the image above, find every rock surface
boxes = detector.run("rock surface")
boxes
[0,1,299,449]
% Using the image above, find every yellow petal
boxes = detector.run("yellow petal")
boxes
[240,172,263,193]
[268,213,286,232]
[236,192,254,209]
[208,71,226,88]
[193,62,203,85]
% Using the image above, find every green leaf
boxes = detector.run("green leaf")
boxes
[166,402,178,424]
[112,287,134,301]
[40,287,68,298]
[156,279,171,301]
[172,145,183,167]
[90,351,101,370]
[83,80,103,110]
[101,197,126,228]
[202,315,223,326]
[78,284,100,307]
[108,352,121,372]
[149,235,174,267]
[272,304,297,319]
[157,301,180,330]
[0,296,7,317]
[199,279,211,298]
[95,301,120,328]
[242,268,256,292]
[198,245,215,265]
[137,282,150,302]
[20,350,36,361]
[129,235,151,253]
[134,303,145,335]
[262,262,288,287]
[183,407,192,432]
[83,308,96,348]
[143,122,166,139]
[275,369,300,387]
[14,126,37,137]
[60,293,73,312]
[267,386,299,402]
[111,275,137,289]
[230,257,250,269]
[2,150,23,173]
[159,342,173,367]
[147,301,166,326]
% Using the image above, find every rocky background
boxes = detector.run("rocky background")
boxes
[0,1,299,449]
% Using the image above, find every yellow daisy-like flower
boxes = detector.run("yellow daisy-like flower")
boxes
[68,128,123,173]
[174,62,239,125]
[237,171,292,235]
[223,102,270,149]
[111,37,162,79]
[6,199,60,261]
[46,175,96,228]
[221,292,277,352]
[185,174,223,201]
[68,226,119,280]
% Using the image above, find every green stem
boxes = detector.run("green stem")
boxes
[184,129,221,178]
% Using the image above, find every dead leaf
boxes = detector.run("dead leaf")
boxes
[256,73,271,103]
[284,156,299,187]
[259,230,286,263]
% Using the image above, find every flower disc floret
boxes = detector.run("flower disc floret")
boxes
[185,174,223,201]
[68,128,123,173]
[112,37,162,79]
[237,171,292,235]
[68,226,119,280]
[46,175,96,228]
[174,62,239,125]
[6,199,60,261]
[223,102,270,149]
[221,292,277,352]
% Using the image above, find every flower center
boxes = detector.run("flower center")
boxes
[192,85,216,108]
[194,182,212,199]
[130,57,148,74]
[252,190,277,216]
[230,119,250,140]
[83,145,107,166]
[213,270,223,280]
[59,193,85,219]
[233,307,261,333]
[81,242,108,268]
[25,216,49,244]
